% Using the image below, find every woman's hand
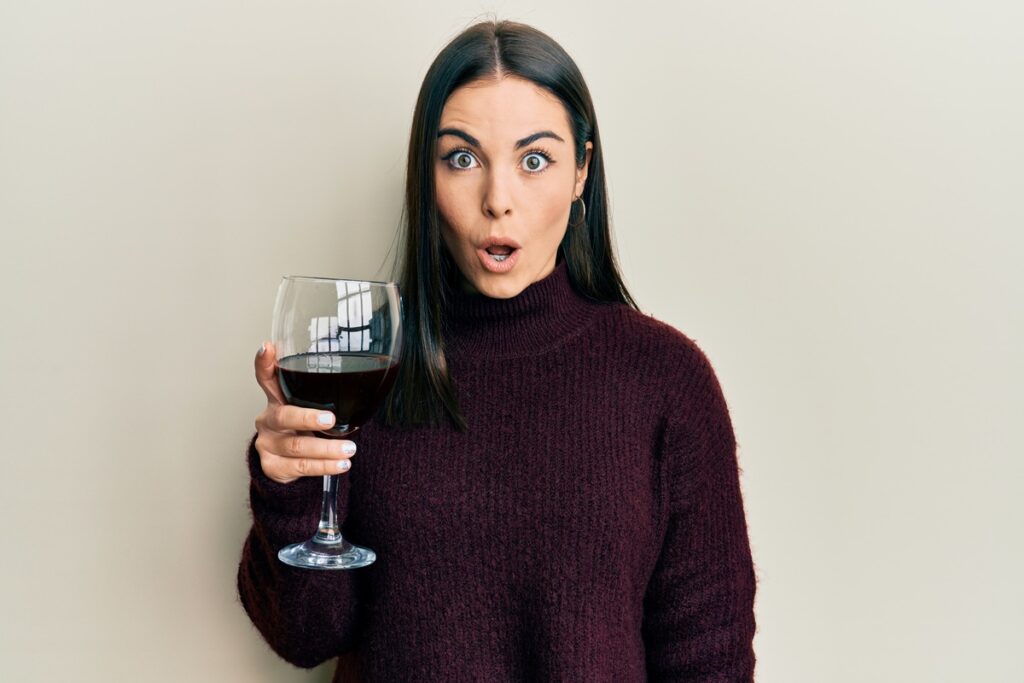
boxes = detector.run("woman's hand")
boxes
[252,342,357,485]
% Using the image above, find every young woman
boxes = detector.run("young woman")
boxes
[239,20,757,682]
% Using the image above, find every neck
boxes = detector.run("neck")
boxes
[442,259,604,361]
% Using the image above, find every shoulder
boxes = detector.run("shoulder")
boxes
[595,306,738,468]
[576,302,731,425]
[591,302,721,381]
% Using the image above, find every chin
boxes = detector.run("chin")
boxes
[474,273,529,299]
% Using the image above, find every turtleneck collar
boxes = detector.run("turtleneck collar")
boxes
[442,259,606,361]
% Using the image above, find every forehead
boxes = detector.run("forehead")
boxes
[439,76,571,140]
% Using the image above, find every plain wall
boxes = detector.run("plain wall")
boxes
[1,1,1020,681]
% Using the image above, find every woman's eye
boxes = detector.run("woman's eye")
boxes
[444,149,551,173]
[449,151,477,170]
[522,153,549,173]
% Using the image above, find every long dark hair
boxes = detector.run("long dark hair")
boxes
[383,19,638,431]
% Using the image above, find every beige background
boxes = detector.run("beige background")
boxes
[1,1,1021,681]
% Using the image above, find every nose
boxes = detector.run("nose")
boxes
[482,167,513,218]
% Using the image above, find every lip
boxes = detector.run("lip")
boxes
[476,238,522,274]
[480,237,523,251]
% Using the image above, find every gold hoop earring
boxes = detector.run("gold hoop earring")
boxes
[572,195,586,226]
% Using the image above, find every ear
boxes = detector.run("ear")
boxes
[574,141,594,198]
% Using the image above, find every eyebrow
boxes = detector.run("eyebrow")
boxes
[436,127,565,150]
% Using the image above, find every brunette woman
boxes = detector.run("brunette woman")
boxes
[239,19,757,682]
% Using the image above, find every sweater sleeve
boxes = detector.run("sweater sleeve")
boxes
[236,432,363,668]
[642,345,758,681]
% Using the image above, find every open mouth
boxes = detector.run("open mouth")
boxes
[485,245,516,262]
[477,239,522,273]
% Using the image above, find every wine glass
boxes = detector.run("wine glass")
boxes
[271,275,402,570]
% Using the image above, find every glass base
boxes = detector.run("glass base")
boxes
[278,537,377,570]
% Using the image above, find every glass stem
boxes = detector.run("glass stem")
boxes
[313,474,343,545]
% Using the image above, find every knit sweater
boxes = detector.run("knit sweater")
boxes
[237,259,757,681]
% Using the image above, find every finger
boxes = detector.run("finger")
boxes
[255,341,286,404]
[261,451,353,484]
[263,404,336,433]
[268,431,357,461]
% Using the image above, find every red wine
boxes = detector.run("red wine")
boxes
[278,352,399,437]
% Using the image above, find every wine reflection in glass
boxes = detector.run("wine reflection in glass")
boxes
[271,276,402,570]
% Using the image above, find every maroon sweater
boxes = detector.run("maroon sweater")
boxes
[237,260,757,681]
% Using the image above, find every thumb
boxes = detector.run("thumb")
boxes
[255,341,286,404]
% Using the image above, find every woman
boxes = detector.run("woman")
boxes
[239,19,757,682]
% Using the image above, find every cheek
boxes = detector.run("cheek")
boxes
[435,177,471,243]
[528,173,574,237]
[436,179,486,272]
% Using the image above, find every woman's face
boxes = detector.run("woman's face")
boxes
[435,75,593,299]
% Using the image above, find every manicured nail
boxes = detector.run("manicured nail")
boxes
[257,343,266,356]
[341,441,357,456]
[317,413,334,426]
[337,460,351,471]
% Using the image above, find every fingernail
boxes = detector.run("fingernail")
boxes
[257,343,266,356]
[337,460,351,471]
[341,441,357,456]
[317,413,334,426]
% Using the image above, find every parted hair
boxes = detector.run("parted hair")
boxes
[383,19,637,431]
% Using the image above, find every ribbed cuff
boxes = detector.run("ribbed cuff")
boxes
[245,432,323,516]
